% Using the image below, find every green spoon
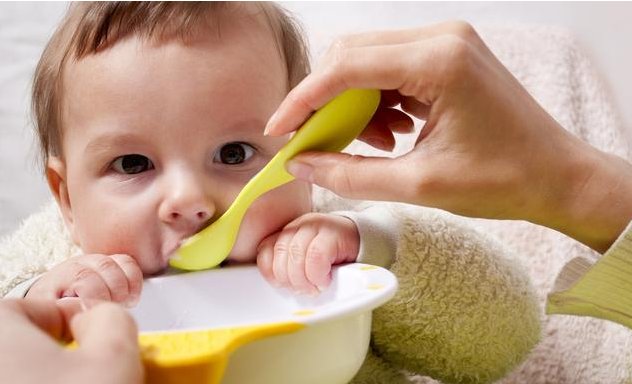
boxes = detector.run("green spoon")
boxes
[169,89,381,271]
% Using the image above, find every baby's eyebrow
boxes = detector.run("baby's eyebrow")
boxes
[84,132,146,156]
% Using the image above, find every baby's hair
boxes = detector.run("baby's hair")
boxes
[32,1,310,170]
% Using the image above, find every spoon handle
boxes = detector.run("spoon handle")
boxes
[171,89,380,270]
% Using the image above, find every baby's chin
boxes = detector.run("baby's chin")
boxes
[225,239,260,264]
[138,252,173,276]
[139,245,257,275]
[227,249,257,264]
[230,223,281,264]
[142,261,170,276]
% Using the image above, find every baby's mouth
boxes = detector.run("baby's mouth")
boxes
[164,240,185,264]
[145,241,186,277]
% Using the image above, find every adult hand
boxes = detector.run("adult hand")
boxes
[0,299,143,384]
[265,21,632,252]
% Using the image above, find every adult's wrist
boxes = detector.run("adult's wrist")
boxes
[540,137,632,252]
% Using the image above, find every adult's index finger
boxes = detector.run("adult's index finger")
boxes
[0,299,79,341]
[264,43,426,136]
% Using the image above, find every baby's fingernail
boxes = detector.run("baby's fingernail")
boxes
[80,298,101,310]
[58,296,88,312]
[294,287,318,296]
[125,294,140,308]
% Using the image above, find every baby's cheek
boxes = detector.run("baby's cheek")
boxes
[230,208,280,263]
[229,181,312,263]
[77,223,155,274]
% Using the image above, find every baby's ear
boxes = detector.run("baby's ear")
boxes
[46,157,78,243]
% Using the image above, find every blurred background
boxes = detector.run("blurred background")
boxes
[1,1,631,236]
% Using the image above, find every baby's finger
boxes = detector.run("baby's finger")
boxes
[78,255,129,303]
[25,278,61,300]
[305,232,338,291]
[287,226,320,295]
[110,254,143,306]
[65,266,111,302]
[257,233,280,285]
[272,229,296,287]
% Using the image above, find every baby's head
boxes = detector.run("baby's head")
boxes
[32,2,312,275]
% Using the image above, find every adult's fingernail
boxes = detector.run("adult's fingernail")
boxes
[286,160,313,182]
[264,112,278,136]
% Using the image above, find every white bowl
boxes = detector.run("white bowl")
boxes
[130,263,397,384]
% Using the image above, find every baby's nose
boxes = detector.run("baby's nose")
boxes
[159,172,215,229]
[166,204,211,224]
[161,198,213,227]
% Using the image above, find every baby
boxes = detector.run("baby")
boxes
[20,2,359,302]
[3,2,542,383]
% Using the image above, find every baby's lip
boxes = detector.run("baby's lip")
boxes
[163,239,186,264]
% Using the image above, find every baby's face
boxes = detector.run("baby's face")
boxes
[50,15,311,274]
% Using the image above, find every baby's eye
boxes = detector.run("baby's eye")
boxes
[111,154,154,174]
[214,142,255,165]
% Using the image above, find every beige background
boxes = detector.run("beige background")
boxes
[1,1,630,236]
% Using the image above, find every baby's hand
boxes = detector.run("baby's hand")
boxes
[26,254,143,306]
[257,213,359,295]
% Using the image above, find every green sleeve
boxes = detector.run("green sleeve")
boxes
[547,220,632,328]
[342,203,540,383]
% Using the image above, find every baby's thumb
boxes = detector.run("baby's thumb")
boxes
[287,152,401,201]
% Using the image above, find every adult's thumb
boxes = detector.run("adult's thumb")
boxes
[287,151,405,202]
[71,303,143,382]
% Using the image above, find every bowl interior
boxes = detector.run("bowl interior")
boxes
[130,263,396,333]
